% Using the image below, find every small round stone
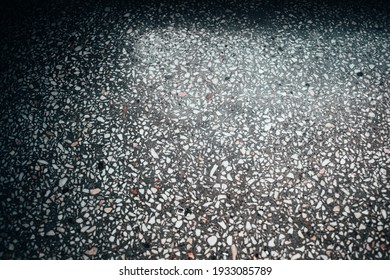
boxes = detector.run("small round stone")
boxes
[207,236,217,246]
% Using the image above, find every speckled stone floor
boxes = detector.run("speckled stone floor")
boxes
[0,0,389,260]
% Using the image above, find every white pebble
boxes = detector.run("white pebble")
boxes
[354,212,362,219]
[175,220,183,228]
[287,172,294,179]
[291,253,301,260]
[207,236,217,246]
[46,230,55,236]
[227,236,233,246]
[325,123,335,128]
[59,178,68,187]
[151,148,159,159]
[218,221,227,230]
[81,226,89,233]
[210,164,218,177]
[381,209,387,219]
[231,245,238,260]
[264,123,272,131]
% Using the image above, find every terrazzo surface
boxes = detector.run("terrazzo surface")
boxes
[0,0,389,259]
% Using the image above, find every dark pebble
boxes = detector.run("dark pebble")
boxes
[97,161,105,171]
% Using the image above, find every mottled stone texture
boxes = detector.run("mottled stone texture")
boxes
[0,0,389,259]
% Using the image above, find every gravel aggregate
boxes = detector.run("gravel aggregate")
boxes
[0,0,389,259]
